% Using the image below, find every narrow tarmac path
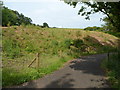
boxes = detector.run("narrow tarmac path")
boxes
[13,53,109,88]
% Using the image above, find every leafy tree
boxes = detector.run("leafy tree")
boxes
[63,1,120,32]
[2,6,32,26]
[2,7,17,26]
[43,22,49,28]
[102,15,116,31]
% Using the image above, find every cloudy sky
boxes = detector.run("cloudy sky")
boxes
[4,0,106,28]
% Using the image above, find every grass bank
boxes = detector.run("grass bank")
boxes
[2,25,119,87]
[101,50,120,89]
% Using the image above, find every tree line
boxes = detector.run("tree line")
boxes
[2,6,49,28]
[2,6,32,26]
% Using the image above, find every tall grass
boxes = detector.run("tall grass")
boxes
[2,25,119,87]
[102,50,120,89]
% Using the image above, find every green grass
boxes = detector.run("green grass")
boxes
[2,25,119,87]
[101,50,120,89]
[3,56,72,87]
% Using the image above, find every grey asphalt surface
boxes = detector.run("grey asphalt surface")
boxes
[13,53,109,88]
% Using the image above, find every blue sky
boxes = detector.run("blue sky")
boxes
[4,0,106,28]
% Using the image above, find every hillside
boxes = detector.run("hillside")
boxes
[2,25,120,87]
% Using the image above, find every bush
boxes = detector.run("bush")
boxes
[84,26,103,31]
[64,39,74,48]
[73,39,84,48]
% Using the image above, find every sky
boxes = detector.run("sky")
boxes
[3,0,106,28]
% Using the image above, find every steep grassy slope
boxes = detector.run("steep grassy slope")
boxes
[2,25,119,87]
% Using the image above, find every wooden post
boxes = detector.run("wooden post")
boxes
[28,58,36,67]
[28,53,40,68]
[108,52,109,61]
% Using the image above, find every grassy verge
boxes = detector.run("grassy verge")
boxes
[101,50,120,89]
[3,55,72,87]
[2,25,119,87]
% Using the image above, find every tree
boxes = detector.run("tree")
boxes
[102,16,116,31]
[63,0,120,32]
[43,22,49,28]
[2,6,32,26]
[2,7,17,26]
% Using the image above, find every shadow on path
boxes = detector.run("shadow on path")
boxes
[69,54,106,76]
[45,73,74,88]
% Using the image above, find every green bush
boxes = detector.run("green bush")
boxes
[105,31,120,38]
[73,39,84,48]
[64,39,73,48]
[84,26,103,31]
